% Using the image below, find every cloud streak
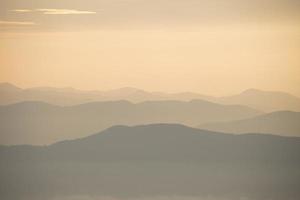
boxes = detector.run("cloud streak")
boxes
[11,9,96,15]
[11,9,32,13]
[37,9,96,15]
[0,20,35,25]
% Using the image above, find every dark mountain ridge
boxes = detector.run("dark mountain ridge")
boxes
[1,124,299,200]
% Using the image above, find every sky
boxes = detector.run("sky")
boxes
[0,0,299,96]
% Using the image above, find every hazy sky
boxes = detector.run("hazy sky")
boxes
[0,0,299,96]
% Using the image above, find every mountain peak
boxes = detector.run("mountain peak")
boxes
[241,88,297,97]
[241,88,263,94]
[0,82,21,91]
[113,87,144,93]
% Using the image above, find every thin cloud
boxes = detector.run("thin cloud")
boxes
[36,9,96,15]
[0,20,35,25]
[11,8,96,15]
[11,9,32,13]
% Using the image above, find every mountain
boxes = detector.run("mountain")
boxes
[1,124,299,200]
[0,82,22,92]
[0,83,212,106]
[1,83,300,112]
[0,100,261,145]
[199,111,300,137]
[216,89,300,112]
[0,82,106,106]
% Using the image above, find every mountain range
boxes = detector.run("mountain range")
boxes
[215,88,300,112]
[0,100,260,145]
[1,124,299,200]
[1,83,300,112]
[199,111,300,137]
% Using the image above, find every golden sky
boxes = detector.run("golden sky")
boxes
[0,0,299,96]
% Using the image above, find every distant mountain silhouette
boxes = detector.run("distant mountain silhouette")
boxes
[0,82,21,92]
[1,124,299,200]
[2,83,300,112]
[0,100,260,145]
[0,82,105,106]
[199,111,300,137]
[216,89,300,112]
[0,82,211,106]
